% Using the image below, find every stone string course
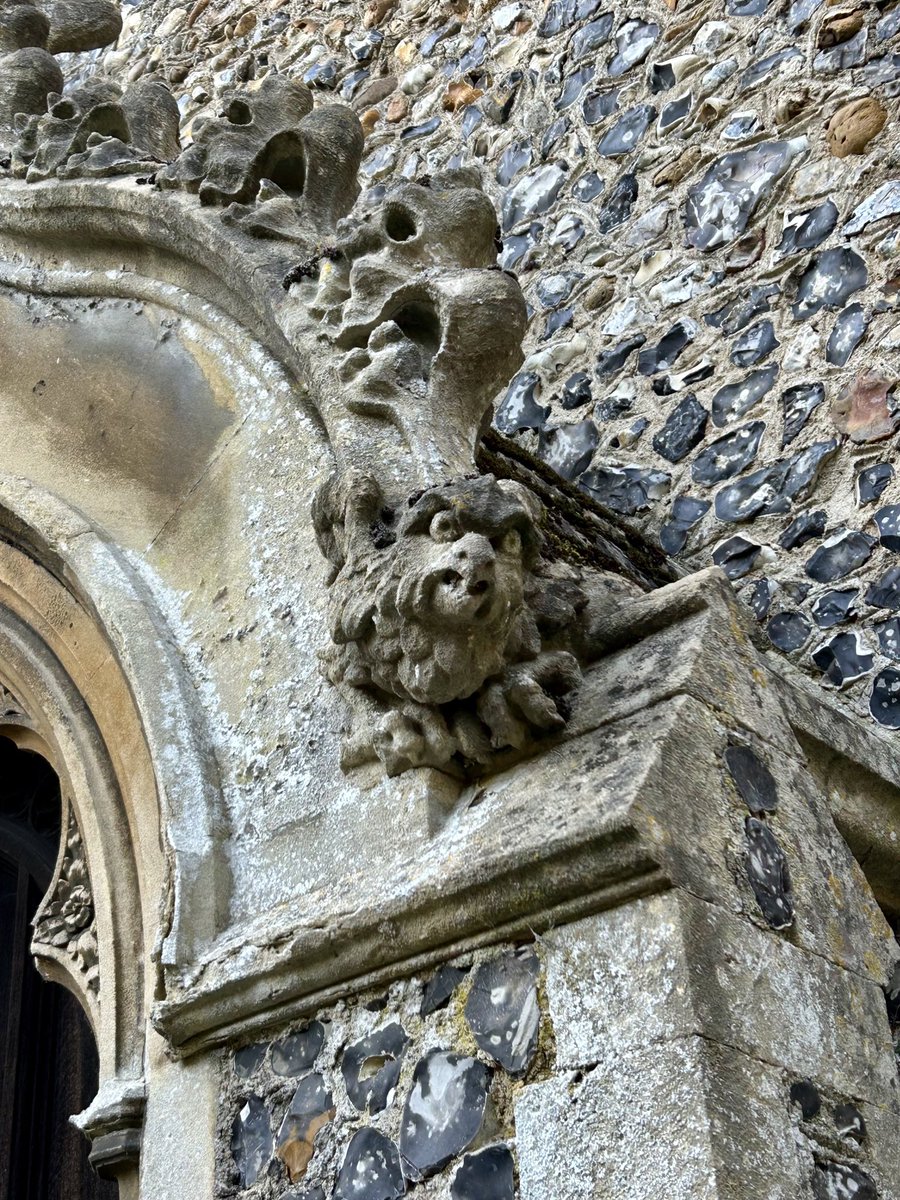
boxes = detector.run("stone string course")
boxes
[63,0,900,727]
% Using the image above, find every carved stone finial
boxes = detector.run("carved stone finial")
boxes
[13,75,180,180]
[33,807,100,998]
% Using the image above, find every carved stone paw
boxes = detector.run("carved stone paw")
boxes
[371,704,456,777]
[477,651,582,751]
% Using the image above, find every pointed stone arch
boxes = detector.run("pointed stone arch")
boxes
[0,475,229,1179]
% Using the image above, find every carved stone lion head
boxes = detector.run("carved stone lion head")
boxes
[314,472,544,707]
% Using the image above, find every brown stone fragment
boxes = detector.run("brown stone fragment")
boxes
[352,75,397,110]
[817,9,864,45]
[831,372,900,443]
[826,97,888,157]
[513,17,532,32]
[584,276,615,311]
[276,1108,335,1183]
[360,108,381,134]
[442,81,483,112]
[364,0,397,25]
[653,145,701,188]
[385,94,408,122]
[234,11,255,36]
[187,0,211,26]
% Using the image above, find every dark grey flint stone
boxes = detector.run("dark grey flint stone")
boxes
[607,19,658,77]
[496,141,532,186]
[781,382,825,447]
[538,0,603,37]
[723,112,761,140]
[638,321,694,376]
[777,200,838,258]
[659,93,691,130]
[597,104,656,156]
[272,1022,326,1077]
[857,462,893,505]
[421,965,469,1016]
[499,222,542,271]
[712,536,762,580]
[779,509,825,550]
[812,1162,877,1200]
[580,465,670,515]
[812,632,874,687]
[465,950,541,1075]
[399,1051,491,1181]
[555,65,594,112]
[572,171,604,201]
[792,248,868,320]
[805,530,875,583]
[875,505,900,551]
[845,180,900,236]
[714,440,836,522]
[731,320,779,368]
[826,303,867,368]
[728,0,768,11]
[877,5,900,40]
[284,1187,326,1200]
[538,419,599,479]
[234,1042,267,1079]
[231,1096,273,1187]
[740,47,802,92]
[501,163,567,231]
[582,88,619,125]
[596,333,645,377]
[767,611,811,652]
[812,589,857,629]
[451,1146,515,1200]
[788,0,823,30]
[789,1079,821,1120]
[725,744,778,814]
[659,496,709,555]
[559,371,592,410]
[342,1022,409,1113]
[572,15,615,62]
[833,1102,867,1142]
[866,565,900,610]
[652,394,707,464]
[875,616,900,659]
[401,116,441,141]
[859,52,900,95]
[495,372,549,433]
[692,421,765,484]
[705,283,780,334]
[711,364,779,426]
[335,1129,405,1200]
[871,668,900,728]
[685,140,803,250]
[744,816,794,929]
[653,361,714,397]
[747,578,773,620]
[536,271,579,309]
[597,172,637,232]
[541,116,570,157]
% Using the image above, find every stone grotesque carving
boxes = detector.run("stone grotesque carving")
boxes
[1,71,634,778]
[12,76,180,180]
[314,472,587,776]
[33,808,100,997]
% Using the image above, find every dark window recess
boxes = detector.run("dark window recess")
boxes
[0,737,116,1200]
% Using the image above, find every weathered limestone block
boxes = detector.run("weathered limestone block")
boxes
[37,0,122,53]
[516,1039,805,1200]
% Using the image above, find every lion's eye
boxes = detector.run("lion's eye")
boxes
[429,511,457,542]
